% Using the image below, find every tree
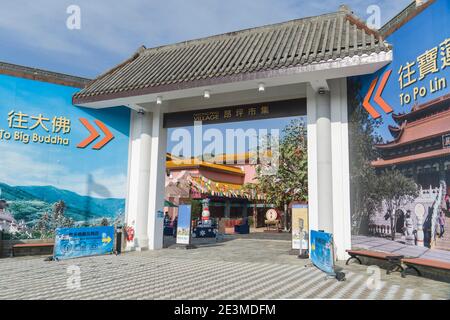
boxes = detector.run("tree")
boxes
[255,119,308,230]
[190,199,202,220]
[347,78,384,234]
[33,200,74,239]
[241,182,261,228]
[375,169,419,240]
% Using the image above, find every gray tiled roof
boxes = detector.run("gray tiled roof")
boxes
[73,7,390,103]
[0,61,90,88]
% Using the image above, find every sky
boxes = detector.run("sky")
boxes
[0,0,412,79]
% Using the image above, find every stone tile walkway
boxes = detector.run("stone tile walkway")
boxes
[0,237,449,300]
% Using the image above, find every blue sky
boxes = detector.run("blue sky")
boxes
[0,0,412,79]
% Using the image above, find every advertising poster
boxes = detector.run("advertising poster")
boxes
[0,73,130,239]
[53,226,115,260]
[348,0,450,253]
[291,204,308,250]
[176,204,192,245]
[310,230,335,275]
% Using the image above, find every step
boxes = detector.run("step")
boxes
[435,242,450,249]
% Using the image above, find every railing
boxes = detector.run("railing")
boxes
[430,181,446,246]
[419,185,441,199]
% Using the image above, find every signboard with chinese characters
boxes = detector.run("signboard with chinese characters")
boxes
[0,73,130,235]
[163,98,306,128]
[176,204,192,245]
[397,37,450,107]
[2,111,72,146]
[53,226,115,260]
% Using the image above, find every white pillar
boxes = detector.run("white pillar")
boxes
[316,89,334,233]
[329,78,351,260]
[126,110,153,250]
[147,106,167,250]
[307,85,319,233]
[307,80,351,261]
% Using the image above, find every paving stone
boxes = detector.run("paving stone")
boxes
[0,237,449,300]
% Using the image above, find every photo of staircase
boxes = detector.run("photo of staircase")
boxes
[435,215,450,251]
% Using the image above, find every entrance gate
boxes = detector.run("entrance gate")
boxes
[163,98,307,247]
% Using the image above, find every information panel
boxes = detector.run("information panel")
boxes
[176,204,192,245]
[53,226,114,260]
[291,204,308,250]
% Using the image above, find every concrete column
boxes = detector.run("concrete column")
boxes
[126,110,153,250]
[315,89,333,233]
[147,106,167,250]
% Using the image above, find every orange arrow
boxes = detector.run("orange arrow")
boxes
[374,70,393,114]
[363,77,381,119]
[92,119,114,150]
[77,118,100,148]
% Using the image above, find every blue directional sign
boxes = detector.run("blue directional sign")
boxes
[310,230,335,275]
[54,226,114,260]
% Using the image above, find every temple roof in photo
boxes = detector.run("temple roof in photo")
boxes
[377,94,450,149]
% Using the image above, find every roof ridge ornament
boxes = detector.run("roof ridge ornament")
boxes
[339,4,352,14]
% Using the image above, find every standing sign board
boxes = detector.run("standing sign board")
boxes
[310,230,335,275]
[176,204,192,245]
[54,226,114,260]
[291,204,308,250]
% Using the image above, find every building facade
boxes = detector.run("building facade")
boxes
[72,5,392,259]
[3,2,448,261]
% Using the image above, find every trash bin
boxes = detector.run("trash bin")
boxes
[115,226,123,254]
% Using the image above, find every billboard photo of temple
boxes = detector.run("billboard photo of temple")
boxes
[348,0,450,254]
[370,94,450,250]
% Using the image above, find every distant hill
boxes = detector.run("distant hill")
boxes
[0,182,36,201]
[0,182,125,223]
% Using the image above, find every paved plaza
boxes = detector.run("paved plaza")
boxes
[0,236,449,300]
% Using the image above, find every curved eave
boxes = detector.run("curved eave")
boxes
[392,113,407,124]
[375,122,406,149]
[388,125,402,138]
[372,148,450,168]
[166,161,245,176]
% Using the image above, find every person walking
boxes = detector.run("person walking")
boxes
[445,192,450,212]
[439,211,446,238]
[172,216,178,238]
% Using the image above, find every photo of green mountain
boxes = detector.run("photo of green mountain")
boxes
[0,182,125,227]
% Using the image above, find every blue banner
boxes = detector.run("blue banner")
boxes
[310,230,335,275]
[54,226,114,260]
